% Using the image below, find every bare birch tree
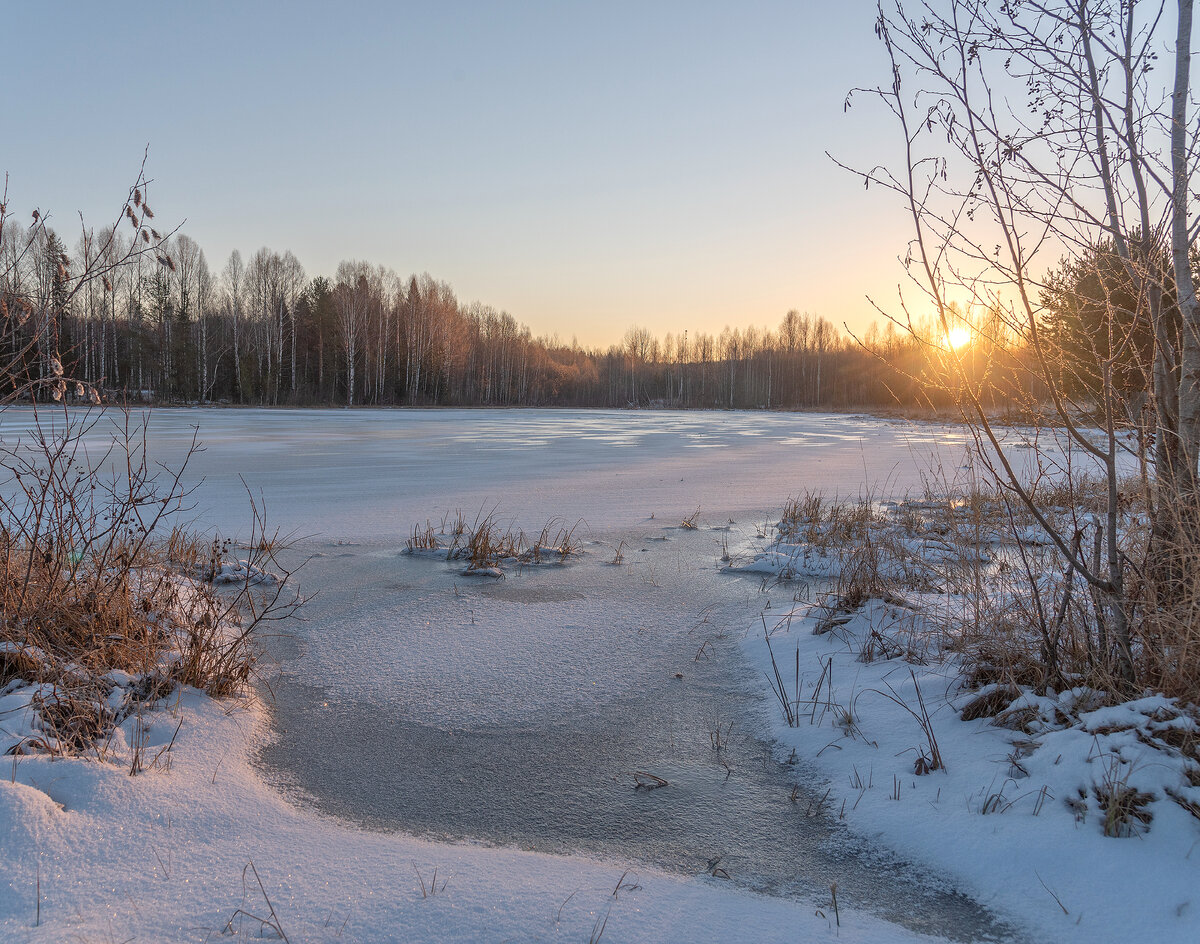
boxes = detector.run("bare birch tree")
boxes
[334,260,371,406]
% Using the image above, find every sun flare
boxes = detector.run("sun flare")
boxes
[943,325,973,350]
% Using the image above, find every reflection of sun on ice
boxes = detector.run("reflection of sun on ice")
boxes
[943,325,972,349]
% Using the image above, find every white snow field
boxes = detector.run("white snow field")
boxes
[1,407,1188,943]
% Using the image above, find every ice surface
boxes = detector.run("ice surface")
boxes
[0,407,980,541]
[260,533,1011,941]
[1,406,1122,942]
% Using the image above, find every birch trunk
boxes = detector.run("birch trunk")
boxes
[1172,0,1200,488]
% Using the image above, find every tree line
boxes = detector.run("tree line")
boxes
[1,221,996,411]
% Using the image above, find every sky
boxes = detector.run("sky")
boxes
[4,1,914,348]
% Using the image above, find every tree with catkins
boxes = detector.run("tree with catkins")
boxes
[0,150,179,404]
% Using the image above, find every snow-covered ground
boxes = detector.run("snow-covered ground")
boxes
[735,599,1200,944]
[732,499,1200,944]
[1,407,1181,942]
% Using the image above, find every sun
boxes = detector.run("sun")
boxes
[943,325,973,350]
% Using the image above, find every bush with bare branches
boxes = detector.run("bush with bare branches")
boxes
[0,408,300,759]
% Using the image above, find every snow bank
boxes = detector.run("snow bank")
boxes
[740,588,1200,944]
[0,686,947,944]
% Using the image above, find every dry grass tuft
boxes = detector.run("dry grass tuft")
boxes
[959,684,1021,722]
[1165,786,1200,821]
[406,521,440,552]
[30,687,113,754]
[1094,776,1155,838]
[0,648,45,688]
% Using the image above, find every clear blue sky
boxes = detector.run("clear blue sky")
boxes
[6,1,909,347]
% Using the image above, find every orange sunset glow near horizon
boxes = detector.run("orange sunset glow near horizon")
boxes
[3,2,914,349]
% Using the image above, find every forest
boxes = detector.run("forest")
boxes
[1,220,1023,411]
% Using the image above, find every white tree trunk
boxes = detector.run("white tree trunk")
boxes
[1173,0,1200,484]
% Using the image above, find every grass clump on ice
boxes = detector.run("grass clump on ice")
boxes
[404,506,584,576]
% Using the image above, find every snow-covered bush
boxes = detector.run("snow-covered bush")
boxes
[0,409,299,761]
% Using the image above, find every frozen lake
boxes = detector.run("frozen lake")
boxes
[0,407,1014,941]
[0,406,976,540]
